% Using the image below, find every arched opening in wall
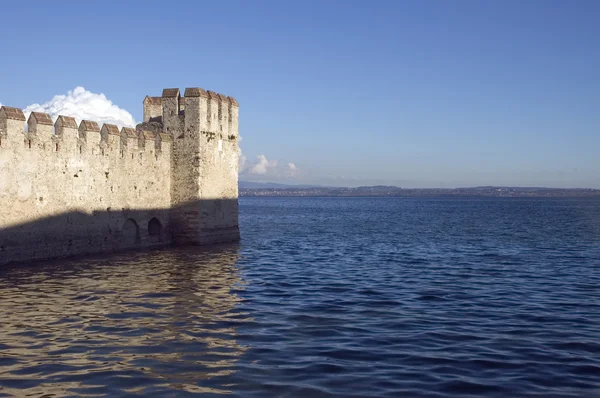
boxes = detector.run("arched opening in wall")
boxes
[148,217,163,243]
[122,218,141,246]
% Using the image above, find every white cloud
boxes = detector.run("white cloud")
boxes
[249,154,278,175]
[240,154,301,181]
[238,136,248,172]
[22,86,136,128]
[286,162,300,178]
[239,150,247,171]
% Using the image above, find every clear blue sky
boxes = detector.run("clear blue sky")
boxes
[1,0,599,188]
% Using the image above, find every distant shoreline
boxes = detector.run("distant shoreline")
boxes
[240,186,600,198]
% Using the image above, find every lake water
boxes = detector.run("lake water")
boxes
[1,197,600,397]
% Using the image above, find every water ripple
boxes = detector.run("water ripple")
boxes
[0,197,600,397]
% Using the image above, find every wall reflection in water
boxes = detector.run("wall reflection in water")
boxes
[0,245,250,396]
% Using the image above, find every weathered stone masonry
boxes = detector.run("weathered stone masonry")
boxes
[0,87,240,265]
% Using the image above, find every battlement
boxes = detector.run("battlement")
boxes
[0,86,240,266]
[0,106,170,157]
[142,87,239,141]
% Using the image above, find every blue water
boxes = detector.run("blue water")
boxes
[1,197,600,397]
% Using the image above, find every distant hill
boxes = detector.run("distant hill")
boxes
[239,181,323,189]
[239,184,600,198]
[354,185,402,191]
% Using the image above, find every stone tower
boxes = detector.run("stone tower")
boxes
[144,88,240,245]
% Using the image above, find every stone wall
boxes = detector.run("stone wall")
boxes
[0,86,240,266]
[0,108,172,265]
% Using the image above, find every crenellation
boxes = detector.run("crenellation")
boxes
[0,106,26,122]
[101,123,120,136]
[121,127,137,138]
[0,107,26,147]
[142,130,156,141]
[0,85,239,265]
[157,132,171,155]
[228,96,239,107]
[159,132,172,143]
[137,129,156,152]
[110,128,121,154]
[143,96,162,122]
[78,120,100,156]
[184,87,208,98]
[31,112,52,124]
[100,124,121,153]
[28,112,53,128]
[161,88,182,135]
[147,130,156,139]
[120,127,137,152]
[217,94,229,137]
[206,91,220,133]
[228,97,239,140]
[162,88,180,98]
[79,120,100,140]
[183,87,208,139]
[55,115,78,133]
[27,112,54,150]
[54,116,78,153]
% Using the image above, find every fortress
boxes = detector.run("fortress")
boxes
[0,88,240,266]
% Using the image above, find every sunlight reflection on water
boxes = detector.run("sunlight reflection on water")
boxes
[0,246,249,396]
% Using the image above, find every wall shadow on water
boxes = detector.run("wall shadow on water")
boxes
[0,198,240,266]
[0,243,252,396]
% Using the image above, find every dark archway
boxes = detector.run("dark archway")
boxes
[148,217,163,243]
[123,218,141,246]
